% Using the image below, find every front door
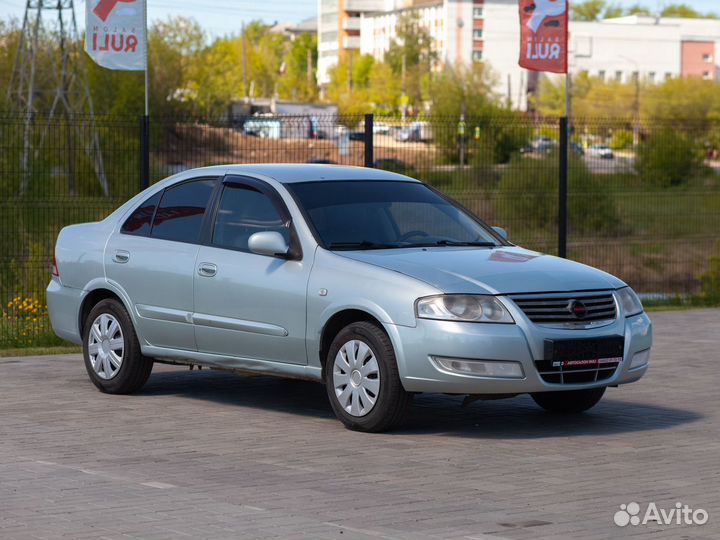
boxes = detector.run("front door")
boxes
[193,177,310,364]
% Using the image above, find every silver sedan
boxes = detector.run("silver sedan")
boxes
[47,165,652,431]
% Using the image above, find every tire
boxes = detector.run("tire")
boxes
[531,387,606,413]
[82,298,153,394]
[325,321,412,432]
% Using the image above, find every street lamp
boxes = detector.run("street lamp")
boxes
[619,55,641,147]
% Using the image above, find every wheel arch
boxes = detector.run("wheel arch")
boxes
[319,308,390,382]
[78,281,135,338]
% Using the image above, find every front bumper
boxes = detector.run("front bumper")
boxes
[390,311,652,394]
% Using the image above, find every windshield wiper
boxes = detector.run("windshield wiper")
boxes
[406,240,498,248]
[328,241,402,250]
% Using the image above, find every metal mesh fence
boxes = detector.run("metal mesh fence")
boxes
[1,112,718,347]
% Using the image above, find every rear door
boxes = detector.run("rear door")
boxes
[105,177,217,350]
[192,176,310,364]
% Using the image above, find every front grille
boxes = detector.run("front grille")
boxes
[536,336,624,384]
[508,291,617,326]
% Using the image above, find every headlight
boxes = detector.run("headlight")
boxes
[415,295,514,323]
[616,287,643,317]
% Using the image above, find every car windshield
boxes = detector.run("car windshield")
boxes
[288,180,502,250]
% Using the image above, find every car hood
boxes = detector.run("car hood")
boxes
[337,246,625,294]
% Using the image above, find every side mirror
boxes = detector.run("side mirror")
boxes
[492,226,508,240]
[248,231,290,258]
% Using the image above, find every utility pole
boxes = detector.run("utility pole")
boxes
[347,50,353,93]
[242,22,249,98]
[401,52,407,121]
[307,47,313,87]
[619,55,641,147]
[8,0,107,197]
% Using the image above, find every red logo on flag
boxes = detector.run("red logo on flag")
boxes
[93,0,136,22]
[519,0,569,74]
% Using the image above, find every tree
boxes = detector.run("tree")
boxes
[244,26,286,98]
[571,0,606,21]
[186,38,243,117]
[532,72,632,120]
[0,19,22,110]
[641,77,720,125]
[625,4,652,16]
[430,64,529,164]
[603,4,624,18]
[277,33,318,102]
[368,62,401,113]
[661,4,703,18]
[384,12,436,110]
[325,55,377,117]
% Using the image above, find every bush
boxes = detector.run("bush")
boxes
[635,129,703,187]
[610,129,634,150]
[430,100,532,166]
[495,153,622,237]
[699,242,720,304]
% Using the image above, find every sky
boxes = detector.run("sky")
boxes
[1,0,719,38]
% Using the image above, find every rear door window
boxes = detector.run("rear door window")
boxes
[121,192,161,236]
[151,179,216,243]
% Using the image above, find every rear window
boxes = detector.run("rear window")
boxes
[150,179,215,243]
[121,192,161,236]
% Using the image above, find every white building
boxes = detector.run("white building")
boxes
[571,15,720,84]
[320,0,720,109]
[317,0,385,86]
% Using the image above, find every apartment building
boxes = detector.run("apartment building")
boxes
[318,0,720,109]
[317,0,385,85]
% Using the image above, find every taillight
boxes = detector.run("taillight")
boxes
[51,256,59,277]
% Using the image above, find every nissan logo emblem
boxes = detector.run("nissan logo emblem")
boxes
[569,300,588,319]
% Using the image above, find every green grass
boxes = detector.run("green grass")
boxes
[0,345,80,358]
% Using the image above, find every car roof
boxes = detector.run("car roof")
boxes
[182,163,419,184]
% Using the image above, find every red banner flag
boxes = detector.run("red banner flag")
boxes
[519,0,569,74]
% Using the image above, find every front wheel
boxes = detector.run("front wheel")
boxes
[82,298,153,394]
[531,387,606,413]
[325,321,412,432]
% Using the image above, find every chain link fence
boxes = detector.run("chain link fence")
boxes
[1,112,719,347]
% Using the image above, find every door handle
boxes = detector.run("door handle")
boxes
[198,262,217,277]
[113,250,130,263]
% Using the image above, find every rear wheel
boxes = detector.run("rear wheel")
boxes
[325,321,412,432]
[531,387,606,413]
[82,298,153,394]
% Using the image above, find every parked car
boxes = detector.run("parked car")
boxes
[373,122,392,135]
[521,136,557,155]
[395,121,432,142]
[48,165,652,432]
[306,159,337,164]
[521,138,584,156]
[587,144,615,159]
[373,158,411,174]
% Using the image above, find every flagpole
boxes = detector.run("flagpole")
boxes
[140,0,150,190]
[559,6,571,259]
[143,0,148,117]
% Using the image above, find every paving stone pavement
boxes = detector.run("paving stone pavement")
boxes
[1,309,719,540]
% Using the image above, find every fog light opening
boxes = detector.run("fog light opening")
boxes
[630,349,650,369]
[433,357,524,379]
